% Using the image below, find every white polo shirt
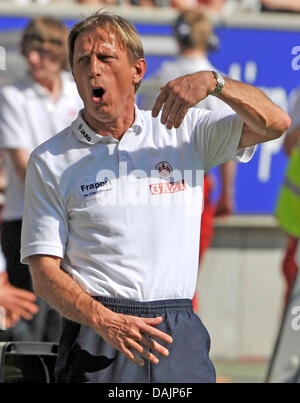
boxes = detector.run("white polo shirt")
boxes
[21,106,255,301]
[0,72,83,221]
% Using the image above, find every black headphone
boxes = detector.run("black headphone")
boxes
[174,14,220,53]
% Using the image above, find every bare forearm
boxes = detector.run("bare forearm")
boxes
[29,255,105,328]
[152,70,290,145]
[8,148,30,182]
[219,161,236,197]
[29,255,173,366]
[218,76,291,142]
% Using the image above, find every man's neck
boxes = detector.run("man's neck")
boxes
[180,48,207,59]
[35,74,62,103]
[83,105,136,141]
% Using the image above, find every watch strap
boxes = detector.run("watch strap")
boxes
[211,70,225,96]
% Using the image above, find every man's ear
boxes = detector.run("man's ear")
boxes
[132,58,147,86]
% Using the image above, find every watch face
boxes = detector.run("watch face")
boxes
[212,71,225,95]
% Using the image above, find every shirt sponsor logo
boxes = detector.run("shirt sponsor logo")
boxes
[149,180,186,195]
[78,122,91,142]
[156,161,173,179]
[80,178,112,197]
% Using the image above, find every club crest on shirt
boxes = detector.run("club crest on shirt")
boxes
[151,161,186,195]
[155,161,173,179]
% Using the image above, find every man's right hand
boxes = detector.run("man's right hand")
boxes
[29,255,173,366]
[93,308,173,366]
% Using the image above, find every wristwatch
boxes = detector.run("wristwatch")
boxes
[211,70,225,96]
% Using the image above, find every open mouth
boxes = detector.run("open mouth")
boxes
[92,87,105,102]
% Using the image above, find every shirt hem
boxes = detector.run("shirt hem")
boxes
[21,245,64,265]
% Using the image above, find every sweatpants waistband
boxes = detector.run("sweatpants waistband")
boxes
[93,296,193,315]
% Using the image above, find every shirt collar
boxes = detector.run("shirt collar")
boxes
[71,105,144,145]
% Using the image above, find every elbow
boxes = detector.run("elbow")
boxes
[280,113,292,135]
[29,270,43,298]
[267,113,291,140]
[29,265,48,300]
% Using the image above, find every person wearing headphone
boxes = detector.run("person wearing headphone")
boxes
[141,9,236,311]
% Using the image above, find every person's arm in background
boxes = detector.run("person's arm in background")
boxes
[0,227,38,329]
[6,149,30,182]
[0,270,38,329]
[0,89,31,182]
[215,160,236,217]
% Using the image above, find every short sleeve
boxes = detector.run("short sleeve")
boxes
[188,108,255,171]
[0,87,28,149]
[20,152,68,264]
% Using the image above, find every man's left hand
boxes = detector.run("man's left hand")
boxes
[152,71,215,129]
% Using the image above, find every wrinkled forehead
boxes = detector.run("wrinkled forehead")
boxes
[74,25,124,54]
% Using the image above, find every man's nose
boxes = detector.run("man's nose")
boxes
[90,55,102,77]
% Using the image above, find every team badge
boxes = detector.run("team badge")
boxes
[155,161,173,179]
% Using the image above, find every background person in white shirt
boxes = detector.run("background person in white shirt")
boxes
[0,17,83,342]
[0,151,38,332]
[21,11,290,383]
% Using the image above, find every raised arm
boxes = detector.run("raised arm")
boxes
[29,255,172,366]
[152,70,291,148]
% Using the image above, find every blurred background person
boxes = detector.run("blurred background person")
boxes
[75,0,160,5]
[170,0,227,12]
[0,17,83,342]
[268,86,300,383]
[76,0,117,5]
[276,86,300,304]
[259,0,300,13]
[0,150,38,334]
[140,9,236,311]
[126,0,156,5]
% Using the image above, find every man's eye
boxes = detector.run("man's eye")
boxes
[78,56,89,63]
[98,55,112,62]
